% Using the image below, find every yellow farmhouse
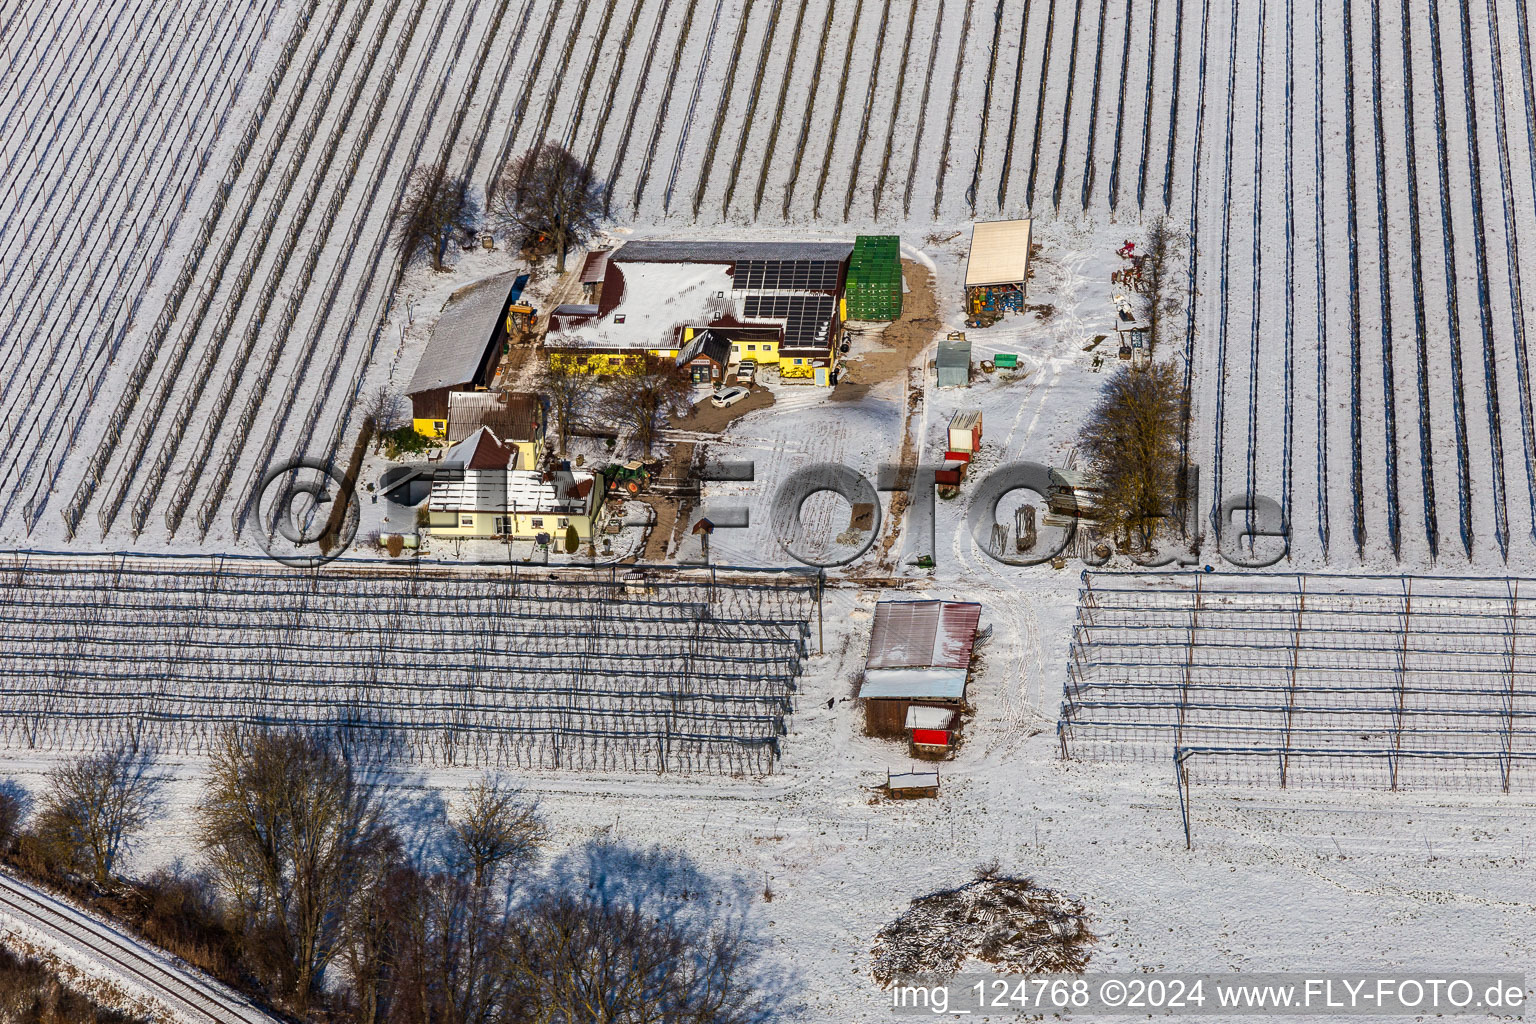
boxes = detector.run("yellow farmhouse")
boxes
[425,428,600,541]
[543,240,854,386]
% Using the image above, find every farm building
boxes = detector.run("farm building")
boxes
[425,427,599,541]
[906,705,958,757]
[543,239,854,385]
[578,249,611,304]
[947,409,982,456]
[859,600,982,738]
[675,328,732,384]
[936,334,971,388]
[844,235,902,320]
[447,391,544,466]
[406,271,528,437]
[964,220,1032,321]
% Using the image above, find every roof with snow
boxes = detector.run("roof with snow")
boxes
[611,240,853,265]
[964,220,1033,288]
[548,261,736,351]
[865,600,982,671]
[859,667,969,701]
[428,466,596,515]
[904,705,957,731]
[888,770,939,791]
[407,272,520,395]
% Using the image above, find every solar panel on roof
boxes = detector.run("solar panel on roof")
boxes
[743,294,837,346]
[735,259,842,292]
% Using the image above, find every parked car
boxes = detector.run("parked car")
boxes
[711,386,749,408]
[736,359,756,384]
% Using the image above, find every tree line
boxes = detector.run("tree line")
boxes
[397,144,603,275]
[0,732,784,1023]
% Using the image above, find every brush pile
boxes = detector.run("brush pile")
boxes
[871,872,1094,984]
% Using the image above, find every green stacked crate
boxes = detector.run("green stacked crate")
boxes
[845,235,902,320]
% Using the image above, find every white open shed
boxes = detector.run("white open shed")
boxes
[964,220,1033,320]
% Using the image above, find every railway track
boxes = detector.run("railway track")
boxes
[0,871,277,1024]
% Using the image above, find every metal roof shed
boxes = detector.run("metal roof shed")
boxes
[860,599,981,697]
[964,220,1033,289]
[936,336,971,388]
[406,271,522,422]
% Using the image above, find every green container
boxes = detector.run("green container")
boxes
[845,235,902,320]
[993,353,1019,369]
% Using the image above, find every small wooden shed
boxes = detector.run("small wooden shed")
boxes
[948,409,982,454]
[860,600,982,738]
[964,219,1032,319]
[886,769,939,799]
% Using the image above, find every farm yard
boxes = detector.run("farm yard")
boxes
[3,1,1536,1018]
[0,0,1532,572]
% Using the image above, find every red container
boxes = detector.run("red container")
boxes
[911,728,950,746]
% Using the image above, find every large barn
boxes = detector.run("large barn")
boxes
[406,271,528,437]
[545,240,854,385]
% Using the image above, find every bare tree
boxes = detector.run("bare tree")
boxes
[1080,361,1189,550]
[380,867,510,1024]
[536,360,598,456]
[363,386,405,445]
[503,892,773,1024]
[450,777,546,888]
[600,355,692,457]
[397,163,478,272]
[197,730,393,1016]
[34,746,160,885]
[1141,216,1185,354]
[488,144,604,273]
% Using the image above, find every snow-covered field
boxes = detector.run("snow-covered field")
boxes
[5,0,1533,571]
[1189,0,1536,572]
[3,0,1536,1016]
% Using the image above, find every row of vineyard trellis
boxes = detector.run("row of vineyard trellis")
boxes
[0,554,821,774]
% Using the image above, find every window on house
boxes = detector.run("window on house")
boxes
[747,344,756,351]
[460,516,474,527]
[558,517,569,528]
[531,517,544,528]
[794,358,803,365]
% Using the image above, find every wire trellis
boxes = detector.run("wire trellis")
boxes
[0,554,820,774]
[1060,570,1536,793]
